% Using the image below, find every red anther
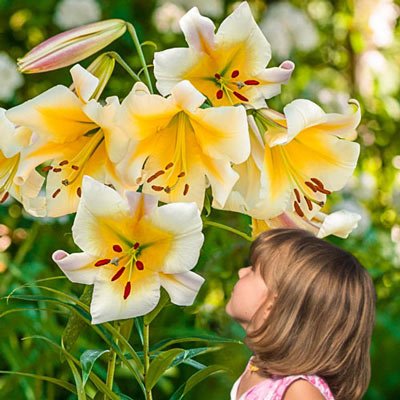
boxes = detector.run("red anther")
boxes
[52,188,61,198]
[123,281,131,299]
[165,162,174,170]
[310,177,324,189]
[53,168,62,173]
[0,192,9,203]
[151,185,164,191]
[133,242,140,250]
[214,73,221,80]
[177,172,185,178]
[77,187,82,197]
[304,196,313,211]
[305,181,318,192]
[95,258,111,267]
[136,260,144,270]
[147,170,165,183]
[183,184,189,196]
[71,165,79,170]
[231,70,239,78]
[164,186,171,193]
[293,188,301,203]
[316,186,332,195]
[216,90,223,99]
[233,91,249,102]
[42,166,53,172]
[244,79,260,85]
[59,160,69,166]
[113,244,123,253]
[293,201,304,217]
[111,267,125,281]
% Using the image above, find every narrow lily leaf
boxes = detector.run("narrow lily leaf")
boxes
[144,288,170,325]
[140,40,158,50]
[22,335,119,400]
[8,294,144,393]
[65,353,87,400]
[135,316,144,345]
[63,285,93,352]
[0,371,77,394]
[181,359,206,370]
[169,364,229,400]
[169,346,223,368]
[80,349,110,386]
[146,348,186,390]
[151,334,242,352]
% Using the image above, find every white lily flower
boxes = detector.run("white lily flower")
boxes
[154,2,294,107]
[52,176,205,324]
[116,80,250,210]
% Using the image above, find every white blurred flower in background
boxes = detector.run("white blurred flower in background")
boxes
[259,1,319,60]
[355,0,400,48]
[54,0,101,30]
[356,50,400,98]
[156,0,223,19]
[0,52,23,102]
[343,171,377,201]
[153,2,186,34]
[317,88,351,114]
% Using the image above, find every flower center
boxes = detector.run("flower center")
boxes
[93,241,145,300]
[0,152,20,203]
[147,112,190,197]
[214,69,259,103]
[46,129,104,199]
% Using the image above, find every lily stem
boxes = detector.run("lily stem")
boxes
[105,322,120,398]
[108,51,142,82]
[144,322,153,400]
[126,23,154,93]
[203,220,253,242]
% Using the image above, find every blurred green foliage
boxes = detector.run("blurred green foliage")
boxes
[0,0,399,399]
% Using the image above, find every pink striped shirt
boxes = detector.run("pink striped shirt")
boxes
[230,357,335,400]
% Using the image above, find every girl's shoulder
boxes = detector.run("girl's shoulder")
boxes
[244,374,335,400]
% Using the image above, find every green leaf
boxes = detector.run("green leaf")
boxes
[169,346,223,368]
[0,370,77,394]
[22,336,119,400]
[63,285,93,352]
[144,288,169,325]
[80,349,110,387]
[141,40,157,50]
[64,352,87,400]
[135,316,144,345]
[146,348,186,390]
[169,364,229,400]
[150,334,242,352]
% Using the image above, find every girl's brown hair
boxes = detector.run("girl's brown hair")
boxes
[245,228,376,400]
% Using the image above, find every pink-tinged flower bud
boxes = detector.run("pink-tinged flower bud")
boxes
[18,19,126,73]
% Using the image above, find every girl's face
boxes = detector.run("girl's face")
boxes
[225,264,272,331]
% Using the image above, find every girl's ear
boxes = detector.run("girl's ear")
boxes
[263,293,277,317]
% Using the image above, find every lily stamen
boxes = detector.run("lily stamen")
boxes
[95,258,111,266]
[111,266,125,281]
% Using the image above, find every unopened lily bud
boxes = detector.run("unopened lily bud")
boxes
[18,19,126,73]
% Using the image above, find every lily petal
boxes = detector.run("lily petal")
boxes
[90,268,161,324]
[70,64,99,102]
[159,271,205,306]
[316,210,361,239]
[139,202,204,274]
[179,7,216,54]
[52,250,99,284]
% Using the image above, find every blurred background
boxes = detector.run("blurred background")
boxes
[0,0,399,398]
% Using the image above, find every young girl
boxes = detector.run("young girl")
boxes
[225,228,376,400]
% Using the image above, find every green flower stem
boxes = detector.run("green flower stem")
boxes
[107,51,142,82]
[105,322,120,397]
[126,22,154,93]
[143,322,153,400]
[203,220,253,242]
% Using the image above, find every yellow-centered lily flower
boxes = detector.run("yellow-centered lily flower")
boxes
[221,99,361,219]
[251,209,362,239]
[52,176,205,324]
[0,109,45,216]
[154,2,295,107]
[6,64,132,217]
[117,80,250,209]
[18,19,126,73]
